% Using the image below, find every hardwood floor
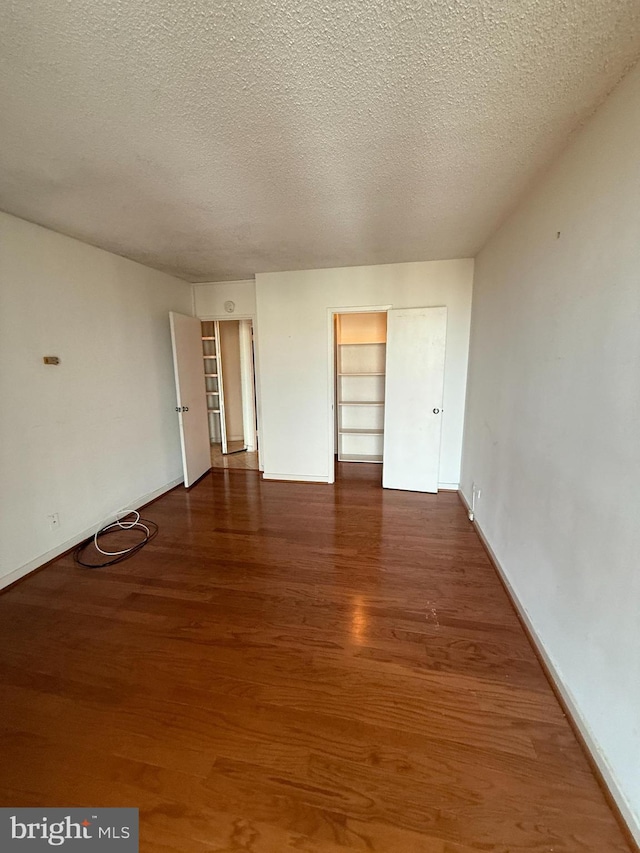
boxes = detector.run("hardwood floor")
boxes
[0,464,631,852]
[211,441,259,470]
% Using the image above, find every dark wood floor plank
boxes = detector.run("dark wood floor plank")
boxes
[0,465,632,851]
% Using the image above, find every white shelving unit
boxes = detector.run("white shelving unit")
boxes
[336,312,387,463]
[201,320,228,453]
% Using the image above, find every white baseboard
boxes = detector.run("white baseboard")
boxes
[0,477,183,592]
[259,475,457,488]
[262,472,330,483]
[458,489,640,847]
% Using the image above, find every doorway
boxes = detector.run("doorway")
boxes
[331,306,448,493]
[200,319,259,471]
[334,311,388,465]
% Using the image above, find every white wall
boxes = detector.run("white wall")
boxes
[194,279,256,318]
[256,260,473,483]
[461,62,640,840]
[0,212,192,588]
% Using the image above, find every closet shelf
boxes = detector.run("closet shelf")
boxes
[201,336,216,340]
[204,373,218,377]
[339,428,383,435]
[339,400,385,406]
[340,453,383,463]
[338,372,385,376]
[208,408,221,414]
[338,341,386,346]
[205,391,219,395]
[203,355,217,359]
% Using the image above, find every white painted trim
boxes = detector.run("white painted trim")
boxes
[458,490,640,847]
[0,477,183,592]
[262,472,330,483]
[438,482,459,491]
[238,319,257,453]
[326,309,337,484]
[197,313,255,321]
[252,318,264,472]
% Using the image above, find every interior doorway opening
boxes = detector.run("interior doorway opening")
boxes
[330,306,448,493]
[334,311,388,466]
[200,319,259,471]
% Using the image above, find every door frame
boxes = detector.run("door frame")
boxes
[326,304,392,485]
[238,319,257,452]
[198,313,262,470]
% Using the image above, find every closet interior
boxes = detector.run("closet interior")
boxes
[201,319,258,464]
[201,320,226,448]
[335,311,387,463]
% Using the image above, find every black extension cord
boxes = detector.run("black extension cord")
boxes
[74,512,159,568]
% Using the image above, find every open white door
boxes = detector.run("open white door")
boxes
[169,312,211,487]
[382,307,447,493]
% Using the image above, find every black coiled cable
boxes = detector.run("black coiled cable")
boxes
[74,511,158,568]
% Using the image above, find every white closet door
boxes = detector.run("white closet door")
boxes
[169,312,211,487]
[382,307,447,493]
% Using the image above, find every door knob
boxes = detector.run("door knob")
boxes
[433,408,440,414]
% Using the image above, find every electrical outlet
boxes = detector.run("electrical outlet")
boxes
[48,513,59,530]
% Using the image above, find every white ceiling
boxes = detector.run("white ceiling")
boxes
[1,1,639,282]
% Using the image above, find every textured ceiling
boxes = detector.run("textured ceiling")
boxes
[1,1,639,282]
